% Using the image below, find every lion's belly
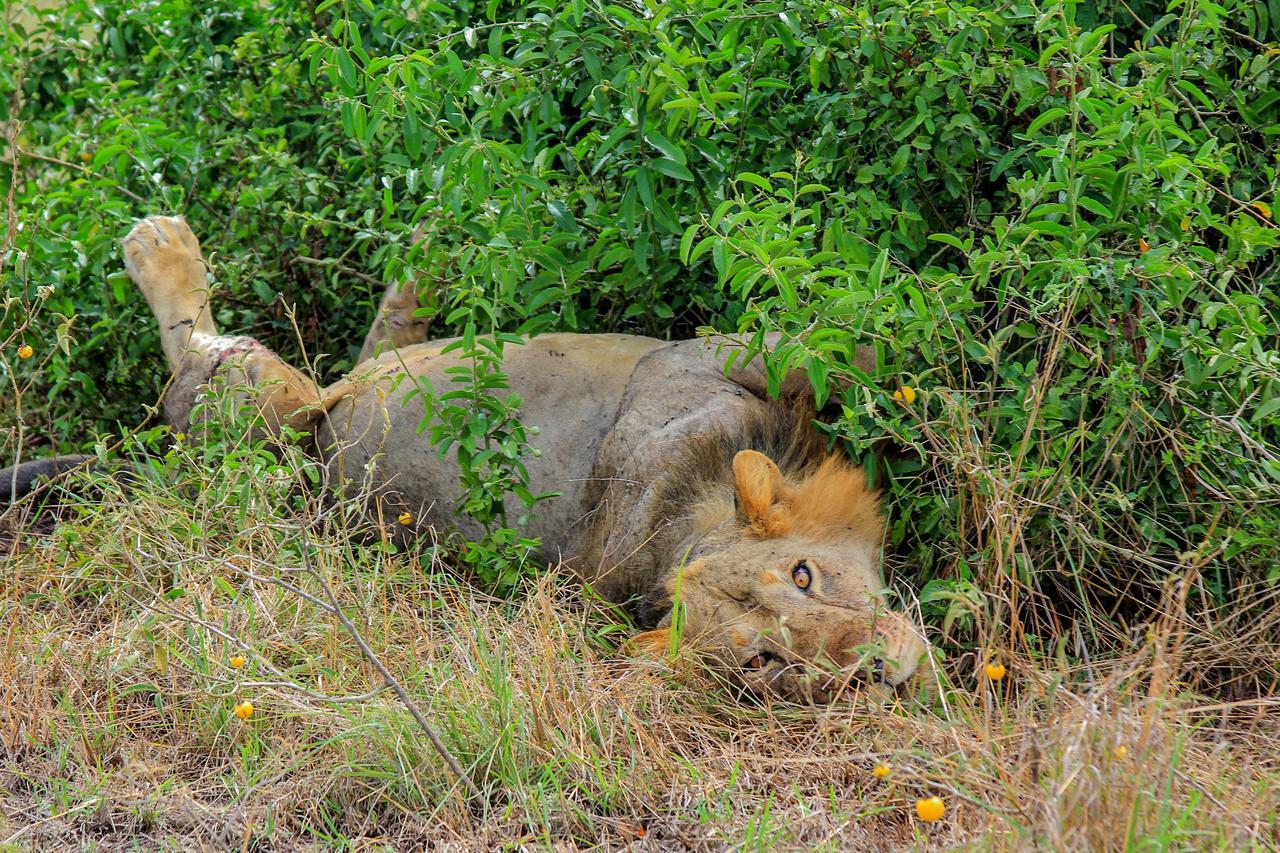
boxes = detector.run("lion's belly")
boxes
[316,333,666,563]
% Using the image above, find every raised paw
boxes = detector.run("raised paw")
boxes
[123,215,219,368]
[122,215,206,295]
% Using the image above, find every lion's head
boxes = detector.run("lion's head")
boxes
[636,449,928,703]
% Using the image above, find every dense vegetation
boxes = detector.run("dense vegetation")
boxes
[6,0,1278,655]
[2,0,1278,846]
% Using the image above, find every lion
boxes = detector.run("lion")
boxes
[9,215,928,702]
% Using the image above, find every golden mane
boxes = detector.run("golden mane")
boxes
[750,454,883,543]
[655,406,883,545]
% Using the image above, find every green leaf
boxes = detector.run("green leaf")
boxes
[547,200,578,233]
[867,248,889,292]
[335,47,358,92]
[403,106,422,158]
[645,130,686,165]
[1026,107,1068,136]
[680,223,699,265]
[735,172,773,193]
[444,48,467,82]
[652,158,694,181]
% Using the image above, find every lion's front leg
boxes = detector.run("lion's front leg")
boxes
[124,215,324,435]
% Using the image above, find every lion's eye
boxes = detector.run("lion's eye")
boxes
[792,561,813,590]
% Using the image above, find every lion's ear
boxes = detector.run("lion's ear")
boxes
[733,449,792,535]
[628,628,672,657]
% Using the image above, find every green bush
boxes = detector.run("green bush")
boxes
[3,0,1277,653]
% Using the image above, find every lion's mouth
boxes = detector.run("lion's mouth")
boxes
[741,650,890,703]
[741,650,780,670]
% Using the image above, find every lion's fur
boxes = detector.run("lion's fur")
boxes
[1,215,928,703]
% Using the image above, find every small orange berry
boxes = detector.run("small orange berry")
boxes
[985,662,1006,681]
[17,344,34,359]
[1113,745,1129,760]
[398,511,415,525]
[230,655,245,669]
[234,700,254,720]
[873,763,892,778]
[915,796,945,822]
[893,385,917,404]
[1138,237,1150,253]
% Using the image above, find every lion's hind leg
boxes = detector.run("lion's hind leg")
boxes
[124,215,324,435]
[356,279,429,365]
[355,226,436,365]
[123,215,218,371]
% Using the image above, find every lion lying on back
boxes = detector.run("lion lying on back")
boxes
[25,216,930,702]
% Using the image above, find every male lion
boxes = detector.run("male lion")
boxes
[13,215,928,702]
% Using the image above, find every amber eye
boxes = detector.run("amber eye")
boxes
[792,561,813,590]
[744,651,776,669]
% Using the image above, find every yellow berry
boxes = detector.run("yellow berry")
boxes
[17,344,34,359]
[873,763,892,778]
[894,385,917,404]
[230,655,245,669]
[985,662,1006,681]
[234,700,254,720]
[915,796,945,822]
[1113,745,1128,759]
[398,511,415,525]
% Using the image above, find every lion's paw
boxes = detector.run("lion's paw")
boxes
[123,215,204,288]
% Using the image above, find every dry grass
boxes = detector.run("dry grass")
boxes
[1,440,1278,852]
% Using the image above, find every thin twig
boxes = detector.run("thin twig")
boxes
[123,548,390,705]
[290,254,386,288]
[2,147,147,204]
[297,525,484,803]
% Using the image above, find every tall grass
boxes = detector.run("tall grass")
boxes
[2,437,1277,849]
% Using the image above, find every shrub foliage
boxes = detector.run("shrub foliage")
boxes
[3,0,1278,656]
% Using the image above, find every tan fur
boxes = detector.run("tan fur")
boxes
[357,278,429,364]
[582,401,928,700]
[123,216,331,435]
[628,628,671,656]
[733,449,790,534]
[680,559,705,581]
[119,215,929,704]
[658,457,923,700]
[688,488,735,535]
